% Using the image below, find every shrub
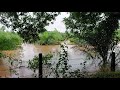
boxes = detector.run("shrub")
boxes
[38,30,65,45]
[28,56,39,73]
[69,37,87,45]
[0,31,23,50]
[42,53,53,64]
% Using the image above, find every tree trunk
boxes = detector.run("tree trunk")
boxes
[103,58,107,68]
[101,56,108,72]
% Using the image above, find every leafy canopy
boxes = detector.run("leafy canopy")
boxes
[0,12,60,42]
[64,12,120,66]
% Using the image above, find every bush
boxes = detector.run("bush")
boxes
[116,29,120,35]
[38,30,65,45]
[69,37,87,45]
[69,37,79,43]
[28,56,39,73]
[42,53,53,64]
[0,31,23,50]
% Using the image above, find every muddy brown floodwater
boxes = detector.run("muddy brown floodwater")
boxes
[0,43,102,78]
[0,44,60,78]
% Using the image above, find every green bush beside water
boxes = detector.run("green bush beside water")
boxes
[0,31,23,50]
[38,30,66,45]
[69,37,88,45]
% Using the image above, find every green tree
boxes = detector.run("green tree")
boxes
[64,12,120,68]
[0,12,59,42]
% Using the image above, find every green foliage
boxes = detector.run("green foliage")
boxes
[115,29,120,41]
[55,43,70,78]
[28,56,39,73]
[42,43,90,78]
[0,12,60,42]
[0,31,23,50]
[69,37,87,45]
[42,53,53,64]
[38,30,65,45]
[64,12,120,67]
[43,43,70,78]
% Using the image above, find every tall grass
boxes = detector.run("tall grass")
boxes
[0,31,23,50]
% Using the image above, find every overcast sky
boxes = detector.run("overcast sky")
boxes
[45,12,70,32]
